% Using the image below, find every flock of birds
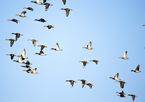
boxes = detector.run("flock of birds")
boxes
[5,0,141,101]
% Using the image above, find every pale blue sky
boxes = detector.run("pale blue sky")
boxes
[1,0,145,102]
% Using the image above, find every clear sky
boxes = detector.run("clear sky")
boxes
[1,0,145,102]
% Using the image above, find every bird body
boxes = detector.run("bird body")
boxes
[128,94,137,101]
[35,18,46,22]
[13,55,25,63]
[21,65,31,68]
[11,33,23,41]
[116,81,126,88]
[78,79,88,88]
[44,25,54,29]
[35,51,46,56]
[23,68,38,74]
[86,83,93,89]
[90,60,99,64]
[44,3,53,11]
[31,0,44,5]
[116,91,126,98]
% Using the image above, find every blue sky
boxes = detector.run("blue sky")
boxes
[1,0,145,102]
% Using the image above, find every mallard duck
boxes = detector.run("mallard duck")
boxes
[18,49,28,60]
[61,8,72,17]
[37,45,47,51]
[116,81,126,88]
[44,3,53,11]
[86,83,93,89]
[16,11,27,17]
[90,60,99,64]
[35,50,46,56]
[79,61,89,68]
[44,25,54,29]
[131,64,141,73]
[51,43,62,51]
[6,39,16,47]
[116,91,126,98]
[25,60,32,65]
[78,79,88,88]
[31,0,44,5]
[128,94,137,101]
[62,0,66,5]
[83,42,93,50]
[34,18,46,22]
[21,65,31,68]
[31,68,38,74]
[11,33,23,41]
[23,68,32,73]
[119,51,129,60]
[13,55,25,63]
[110,73,121,81]
[7,54,16,60]
[23,7,34,11]
[8,19,19,23]
[66,80,76,88]
[28,39,38,47]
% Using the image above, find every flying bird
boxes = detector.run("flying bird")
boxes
[110,73,121,81]
[35,50,46,56]
[43,0,49,3]
[16,11,27,17]
[35,18,46,22]
[119,51,129,60]
[79,61,89,68]
[128,94,137,101]
[28,39,38,47]
[61,8,72,17]
[83,42,93,50]
[44,3,53,11]
[13,55,25,63]
[116,91,126,98]
[37,45,47,51]
[6,54,16,60]
[116,81,126,88]
[51,43,62,51]
[23,7,34,11]
[86,83,93,89]
[21,65,31,68]
[23,68,32,73]
[31,0,44,5]
[90,60,99,64]
[11,33,23,41]
[18,49,28,60]
[6,39,16,47]
[8,19,19,23]
[25,60,32,65]
[78,79,88,88]
[131,64,141,73]
[44,25,54,29]
[66,80,76,88]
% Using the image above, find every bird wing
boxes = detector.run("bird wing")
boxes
[43,0,46,3]
[136,64,140,71]
[114,73,119,79]
[18,55,23,62]
[62,0,66,5]
[88,42,92,48]
[123,51,127,58]
[41,46,44,51]
[71,80,74,87]
[10,40,14,47]
[66,9,69,17]
[16,34,20,40]
[22,49,26,57]
[33,68,37,72]
[21,11,26,16]
[11,55,14,60]
[132,95,135,101]
[45,3,49,11]
[36,0,41,3]
[56,43,60,50]
[33,40,36,47]
[120,82,124,88]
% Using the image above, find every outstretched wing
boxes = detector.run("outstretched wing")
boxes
[114,73,119,79]
[123,51,127,58]
[88,42,92,48]
[56,43,60,50]
[36,0,41,3]
[22,49,26,57]
[66,9,69,17]
[136,64,140,71]
[21,11,26,16]
[62,0,66,5]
